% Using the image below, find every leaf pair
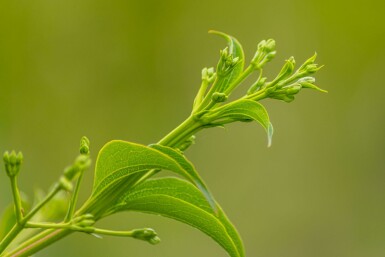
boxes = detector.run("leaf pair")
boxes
[84,140,244,257]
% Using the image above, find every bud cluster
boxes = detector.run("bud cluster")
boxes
[250,39,276,69]
[247,53,325,103]
[3,151,23,177]
[217,47,240,77]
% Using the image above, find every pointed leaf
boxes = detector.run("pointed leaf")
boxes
[108,177,244,257]
[207,99,273,146]
[149,144,217,211]
[87,140,214,216]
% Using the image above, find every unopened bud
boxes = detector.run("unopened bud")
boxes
[3,150,23,177]
[132,228,160,245]
[78,219,95,228]
[217,48,239,76]
[264,39,276,52]
[286,84,302,95]
[59,176,73,191]
[63,166,78,180]
[274,57,296,84]
[80,136,90,155]
[298,52,317,72]
[212,92,228,103]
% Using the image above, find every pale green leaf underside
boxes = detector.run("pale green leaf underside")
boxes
[91,140,215,212]
[212,99,273,146]
[110,177,244,257]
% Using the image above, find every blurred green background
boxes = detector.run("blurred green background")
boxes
[0,0,384,256]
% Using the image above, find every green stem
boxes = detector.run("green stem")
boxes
[10,176,23,223]
[64,172,84,222]
[157,115,202,148]
[0,224,23,255]
[3,229,72,257]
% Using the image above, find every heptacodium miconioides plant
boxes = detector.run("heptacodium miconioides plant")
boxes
[0,31,326,257]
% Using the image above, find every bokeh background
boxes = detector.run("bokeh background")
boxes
[1,0,384,256]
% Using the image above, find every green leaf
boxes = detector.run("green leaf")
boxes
[206,99,273,146]
[86,140,215,216]
[108,177,244,257]
[149,144,216,211]
[209,30,245,94]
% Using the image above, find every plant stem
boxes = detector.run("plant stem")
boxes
[64,172,84,222]
[9,177,23,223]
[0,225,23,255]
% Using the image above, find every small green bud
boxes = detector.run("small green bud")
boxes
[3,150,23,177]
[80,136,90,155]
[286,84,302,95]
[298,52,317,72]
[132,228,160,245]
[63,166,78,180]
[77,219,95,228]
[305,64,321,74]
[59,176,73,191]
[211,92,228,103]
[201,67,216,83]
[264,39,276,52]
[274,57,296,84]
[297,53,323,75]
[217,47,240,76]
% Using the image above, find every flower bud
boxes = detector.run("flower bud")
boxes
[3,150,23,177]
[298,52,317,72]
[80,136,90,155]
[264,39,276,52]
[274,57,296,84]
[59,176,73,191]
[286,84,302,95]
[217,47,240,77]
[211,92,228,103]
[77,219,95,228]
[201,67,216,83]
[132,228,160,245]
